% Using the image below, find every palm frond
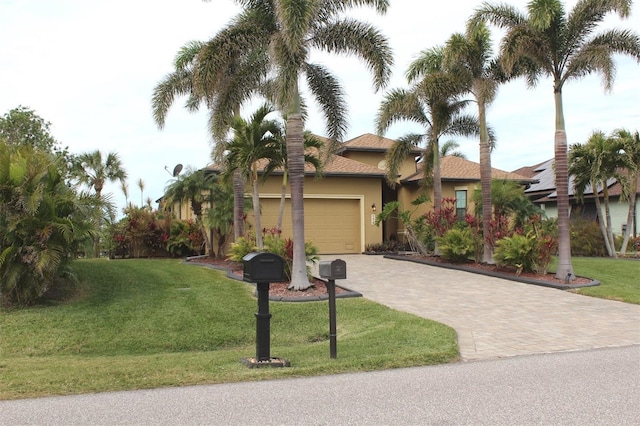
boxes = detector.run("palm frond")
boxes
[375,88,429,135]
[303,62,347,148]
[310,18,393,90]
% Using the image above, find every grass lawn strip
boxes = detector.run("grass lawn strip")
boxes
[0,259,457,400]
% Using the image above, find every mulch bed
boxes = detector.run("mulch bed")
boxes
[186,257,350,300]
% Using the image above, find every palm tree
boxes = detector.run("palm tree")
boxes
[203,0,393,289]
[202,175,236,259]
[613,129,640,254]
[152,29,268,243]
[163,168,217,256]
[72,150,127,197]
[570,131,627,257]
[472,0,640,280]
[224,103,283,249]
[376,46,478,213]
[72,150,127,257]
[441,20,506,264]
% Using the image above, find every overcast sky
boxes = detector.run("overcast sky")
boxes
[1,0,639,214]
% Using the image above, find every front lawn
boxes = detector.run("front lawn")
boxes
[0,259,458,400]
[560,257,640,304]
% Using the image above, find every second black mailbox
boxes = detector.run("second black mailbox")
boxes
[319,259,347,280]
[243,252,285,283]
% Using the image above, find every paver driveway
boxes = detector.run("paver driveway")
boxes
[315,255,640,360]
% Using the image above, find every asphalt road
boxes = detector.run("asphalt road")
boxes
[2,345,639,425]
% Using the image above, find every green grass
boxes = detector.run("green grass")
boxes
[554,256,640,304]
[0,259,458,400]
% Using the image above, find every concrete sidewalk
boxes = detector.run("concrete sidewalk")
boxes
[314,255,640,361]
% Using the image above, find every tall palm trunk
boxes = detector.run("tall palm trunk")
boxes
[286,112,311,290]
[278,171,288,232]
[478,100,493,264]
[233,169,245,240]
[432,138,442,212]
[553,88,574,281]
[252,164,263,249]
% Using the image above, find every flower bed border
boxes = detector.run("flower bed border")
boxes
[383,254,600,290]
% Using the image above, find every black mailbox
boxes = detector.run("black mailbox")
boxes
[243,252,285,283]
[319,259,347,280]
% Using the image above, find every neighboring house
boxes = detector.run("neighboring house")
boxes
[180,133,534,255]
[514,159,640,237]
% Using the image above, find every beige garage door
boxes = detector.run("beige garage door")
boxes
[259,198,361,254]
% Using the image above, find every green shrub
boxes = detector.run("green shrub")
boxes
[436,228,475,263]
[227,237,257,262]
[570,219,606,257]
[166,220,204,257]
[494,233,536,274]
[0,143,93,306]
[263,235,319,281]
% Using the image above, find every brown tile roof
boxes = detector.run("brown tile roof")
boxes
[204,148,385,178]
[319,155,385,176]
[402,156,536,183]
[339,133,422,155]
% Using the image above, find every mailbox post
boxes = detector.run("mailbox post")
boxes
[242,252,288,367]
[319,259,346,359]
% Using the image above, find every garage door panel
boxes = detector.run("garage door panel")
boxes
[258,198,360,254]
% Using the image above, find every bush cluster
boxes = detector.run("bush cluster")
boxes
[228,228,319,281]
[109,207,204,259]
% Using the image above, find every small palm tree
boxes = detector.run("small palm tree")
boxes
[224,104,283,249]
[71,150,127,257]
[472,0,640,280]
[72,150,127,197]
[164,168,217,256]
[570,131,627,257]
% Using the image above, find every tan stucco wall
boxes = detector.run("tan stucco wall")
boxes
[342,151,418,181]
[396,181,481,222]
[170,200,195,221]
[342,151,384,168]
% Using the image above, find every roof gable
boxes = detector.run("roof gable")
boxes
[339,133,422,155]
[403,156,534,183]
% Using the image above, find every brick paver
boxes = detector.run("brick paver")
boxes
[314,255,640,360]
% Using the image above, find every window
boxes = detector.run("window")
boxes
[455,190,467,221]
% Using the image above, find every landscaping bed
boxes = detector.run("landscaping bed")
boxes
[383,253,599,290]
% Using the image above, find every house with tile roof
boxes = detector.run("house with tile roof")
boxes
[177,133,535,255]
[514,159,640,238]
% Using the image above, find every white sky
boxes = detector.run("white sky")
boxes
[1,0,639,214]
